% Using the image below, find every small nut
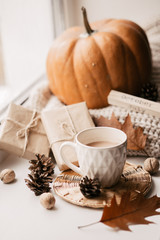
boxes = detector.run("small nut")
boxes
[0,169,16,183]
[144,157,159,175]
[40,192,56,209]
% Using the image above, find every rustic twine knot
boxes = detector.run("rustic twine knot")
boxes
[16,110,40,156]
[61,122,76,138]
[50,106,77,147]
[16,113,40,138]
[17,127,30,138]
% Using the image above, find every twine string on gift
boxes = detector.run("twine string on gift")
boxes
[64,106,77,135]
[5,110,41,157]
[61,122,76,138]
[50,106,77,147]
[16,110,41,156]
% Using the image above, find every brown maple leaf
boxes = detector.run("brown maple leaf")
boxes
[78,193,160,231]
[93,113,122,129]
[93,113,147,151]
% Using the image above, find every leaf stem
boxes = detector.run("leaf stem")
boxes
[78,221,99,229]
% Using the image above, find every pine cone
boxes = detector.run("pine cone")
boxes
[25,154,55,196]
[79,176,101,199]
[140,82,158,101]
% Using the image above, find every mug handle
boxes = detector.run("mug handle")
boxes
[60,142,84,176]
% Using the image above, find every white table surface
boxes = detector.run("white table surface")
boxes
[0,153,160,240]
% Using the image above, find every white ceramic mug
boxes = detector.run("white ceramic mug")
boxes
[60,127,127,187]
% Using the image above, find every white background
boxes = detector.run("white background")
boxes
[65,0,160,28]
[0,0,53,101]
[0,155,160,240]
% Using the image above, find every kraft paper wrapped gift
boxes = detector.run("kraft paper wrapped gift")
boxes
[0,103,50,159]
[41,102,95,170]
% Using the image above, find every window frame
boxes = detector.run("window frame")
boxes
[0,0,66,121]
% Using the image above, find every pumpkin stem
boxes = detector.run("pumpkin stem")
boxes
[81,7,94,35]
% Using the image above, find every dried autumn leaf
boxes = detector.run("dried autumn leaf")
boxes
[121,114,146,150]
[93,113,147,151]
[78,193,160,231]
[100,193,160,231]
[93,114,122,129]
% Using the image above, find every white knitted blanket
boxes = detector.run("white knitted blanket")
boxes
[145,17,160,99]
[26,17,160,158]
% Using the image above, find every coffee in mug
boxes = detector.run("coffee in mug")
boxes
[60,127,127,188]
[87,140,120,148]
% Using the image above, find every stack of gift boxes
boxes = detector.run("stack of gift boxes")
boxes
[0,102,94,170]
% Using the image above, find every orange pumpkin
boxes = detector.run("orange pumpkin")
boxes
[47,7,152,109]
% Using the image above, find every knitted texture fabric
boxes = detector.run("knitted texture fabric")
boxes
[89,106,160,158]
[145,17,160,100]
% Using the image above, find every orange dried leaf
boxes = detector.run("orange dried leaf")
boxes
[100,193,160,231]
[93,113,147,151]
[121,114,147,150]
[78,193,160,231]
[93,113,121,129]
